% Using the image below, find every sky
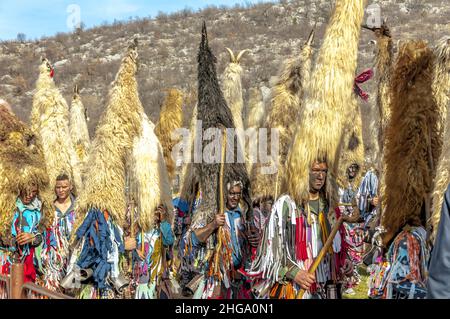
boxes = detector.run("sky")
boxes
[0,0,272,41]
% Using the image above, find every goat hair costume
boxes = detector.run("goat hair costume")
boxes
[30,58,82,193]
[74,40,144,233]
[191,22,252,226]
[251,30,314,199]
[382,40,442,245]
[69,86,91,183]
[0,104,53,238]
[286,0,367,205]
[429,36,450,241]
[154,88,183,181]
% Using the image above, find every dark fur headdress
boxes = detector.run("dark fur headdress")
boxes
[192,22,252,225]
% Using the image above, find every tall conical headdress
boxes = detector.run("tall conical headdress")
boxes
[286,0,367,204]
[154,88,183,181]
[192,22,252,225]
[382,40,441,244]
[74,39,144,231]
[252,29,315,199]
[31,58,82,193]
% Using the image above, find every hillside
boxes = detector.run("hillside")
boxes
[0,0,448,159]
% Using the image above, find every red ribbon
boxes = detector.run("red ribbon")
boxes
[354,69,373,101]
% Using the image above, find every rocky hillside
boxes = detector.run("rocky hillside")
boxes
[0,0,448,158]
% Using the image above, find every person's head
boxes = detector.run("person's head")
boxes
[309,159,328,194]
[226,181,243,210]
[347,163,360,180]
[20,183,38,205]
[55,174,72,201]
[261,195,274,214]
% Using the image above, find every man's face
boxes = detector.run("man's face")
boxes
[347,163,360,180]
[55,179,71,201]
[309,161,328,193]
[261,199,273,214]
[226,185,242,210]
[20,184,38,205]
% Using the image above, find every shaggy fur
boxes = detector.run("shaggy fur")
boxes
[75,41,144,231]
[69,86,90,183]
[252,30,315,198]
[374,23,394,162]
[286,0,366,204]
[221,48,249,162]
[429,37,450,241]
[0,104,53,237]
[31,58,82,194]
[130,113,174,232]
[333,96,365,202]
[154,88,183,181]
[192,22,252,225]
[382,41,441,245]
[245,87,267,173]
[245,87,266,131]
[179,103,200,204]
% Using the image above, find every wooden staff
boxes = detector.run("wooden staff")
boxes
[213,128,227,277]
[296,205,362,299]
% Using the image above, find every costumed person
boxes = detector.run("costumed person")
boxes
[333,87,375,295]
[178,22,257,299]
[122,111,175,300]
[252,0,367,299]
[368,40,441,299]
[36,174,77,292]
[250,160,354,299]
[252,195,274,236]
[188,181,258,299]
[0,103,53,285]
[65,39,147,299]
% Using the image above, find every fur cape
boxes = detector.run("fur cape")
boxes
[30,58,82,194]
[192,22,252,226]
[69,86,91,183]
[221,48,249,165]
[154,88,183,181]
[251,29,315,199]
[382,40,441,245]
[333,96,365,201]
[74,41,144,232]
[286,0,366,205]
[0,104,53,238]
[130,113,174,232]
[429,37,450,241]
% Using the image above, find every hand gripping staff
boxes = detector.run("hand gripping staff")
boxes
[296,202,362,299]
